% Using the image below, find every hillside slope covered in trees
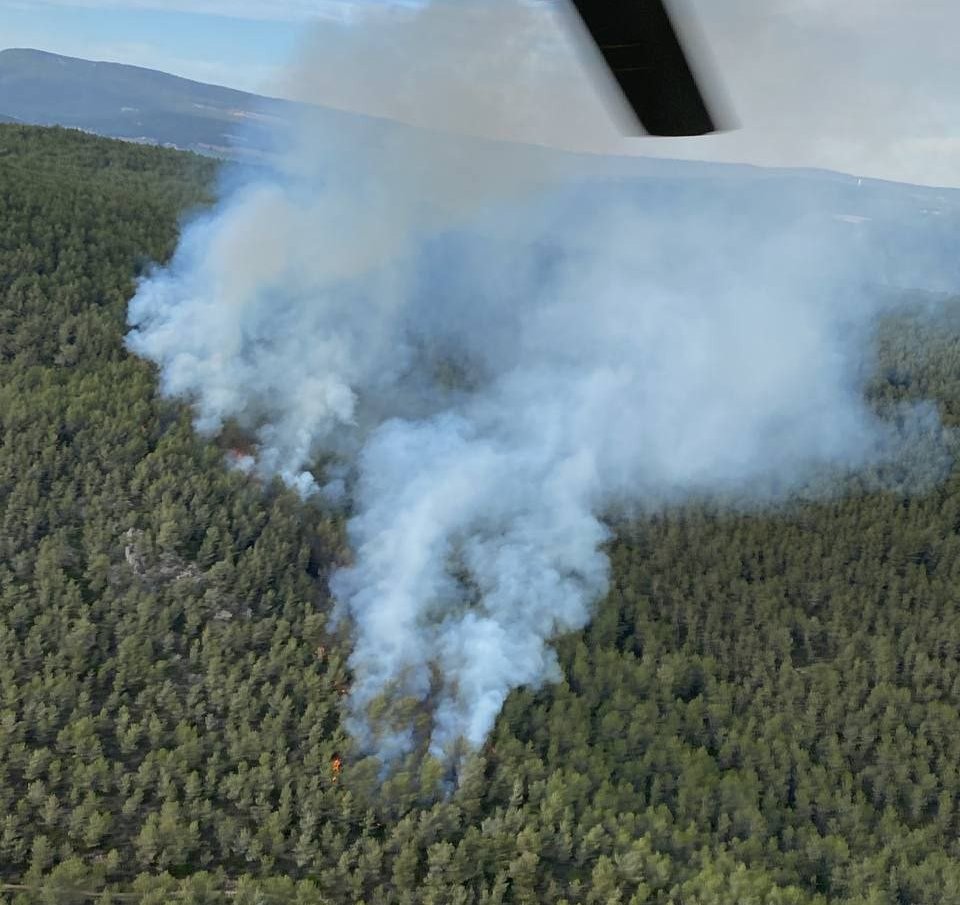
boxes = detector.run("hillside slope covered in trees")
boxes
[3,124,960,904]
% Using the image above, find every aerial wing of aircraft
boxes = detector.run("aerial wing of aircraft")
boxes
[568,0,724,136]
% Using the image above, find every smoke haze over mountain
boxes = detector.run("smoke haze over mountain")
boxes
[127,0,956,762]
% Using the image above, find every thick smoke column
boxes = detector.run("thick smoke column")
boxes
[128,0,949,761]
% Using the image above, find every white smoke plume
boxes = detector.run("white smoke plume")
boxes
[127,0,954,761]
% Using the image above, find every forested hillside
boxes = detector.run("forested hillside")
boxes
[3,123,960,904]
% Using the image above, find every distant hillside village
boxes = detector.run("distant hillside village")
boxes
[0,48,293,158]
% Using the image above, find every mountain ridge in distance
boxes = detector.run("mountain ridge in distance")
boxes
[0,47,297,158]
[0,46,948,189]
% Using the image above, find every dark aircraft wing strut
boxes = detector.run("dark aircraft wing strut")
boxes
[568,0,720,136]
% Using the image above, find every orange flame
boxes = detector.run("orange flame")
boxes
[331,755,343,781]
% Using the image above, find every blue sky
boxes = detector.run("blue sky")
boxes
[0,1,326,93]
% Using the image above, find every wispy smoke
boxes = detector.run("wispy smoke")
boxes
[127,0,954,761]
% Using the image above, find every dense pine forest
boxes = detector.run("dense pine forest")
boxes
[3,123,960,904]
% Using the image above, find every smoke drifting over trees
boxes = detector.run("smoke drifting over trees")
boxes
[127,2,952,761]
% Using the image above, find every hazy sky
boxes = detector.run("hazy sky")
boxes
[1,0,958,186]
